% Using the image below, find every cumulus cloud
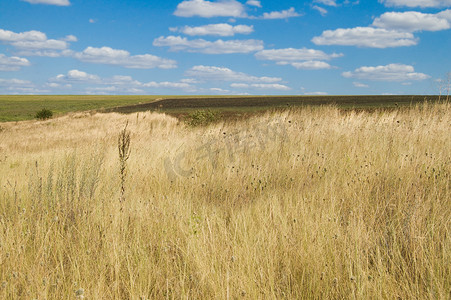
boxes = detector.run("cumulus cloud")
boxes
[261,7,301,19]
[63,35,78,42]
[74,46,177,69]
[173,0,301,20]
[1,87,50,94]
[439,9,451,19]
[45,82,72,89]
[174,23,254,36]
[0,54,31,71]
[210,87,231,93]
[143,81,193,89]
[153,36,263,54]
[380,0,451,8]
[22,0,70,6]
[174,0,246,18]
[229,83,249,88]
[353,82,369,88]
[49,70,195,93]
[85,86,145,95]
[246,0,261,7]
[372,11,451,32]
[312,9,451,48]
[0,78,49,94]
[314,0,338,6]
[185,65,282,82]
[255,48,342,61]
[52,69,100,82]
[0,78,34,87]
[312,27,417,48]
[304,91,328,95]
[255,48,341,70]
[0,28,74,56]
[230,83,291,90]
[342,63,430,81]
[278,61,332,70]
[180,78,200,84]
[312,5,328,16]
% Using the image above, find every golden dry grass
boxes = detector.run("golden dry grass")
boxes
[0,104,450,299]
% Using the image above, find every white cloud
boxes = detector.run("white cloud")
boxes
[229,83,249,88]
[174,23,254,36]
[231,83,291,90]
[312,27,417,48]
[45,82,72,89]
[353,82,369,88]
[312,5,328,16]
[278,61,332,70]
[174,0,246,18]
[17,49,74,57]
[180,78,200,84]
[372,11,451,32]
[52,69,100,82]
[255,48,342,61]
[246,0,261,7]
[0,28,74,56]
[255,48,341,70]
[12,39,68,50]
[153,36,263,54]
[380,0,451,8]
[0,29,46,43]
[438,9,451,20]
[0,54,31,71]
[0,78,48,94]
[186,65,282,82]
[106,75,144,86]
[63,35,78,42]
[50,69,195,93]
[143,81,194,90]
[304,91,328,95]
[314,0,338,6]
[262,7,301,19]
[342,63,430,81]
[85,86,145,95]
[46,82,60,88]
[0,78,34,87]
[210,87,231,93]
[74,46,177,69]
[2,87,50,94]
[174,0,301,20]
[22,0,70,6]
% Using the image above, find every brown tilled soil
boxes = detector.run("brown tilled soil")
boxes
[101,95,442,118]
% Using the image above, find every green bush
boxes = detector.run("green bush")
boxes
[35,108,53,120]
[185,109,219,126]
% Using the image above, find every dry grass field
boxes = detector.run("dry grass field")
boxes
[0,103,450,299]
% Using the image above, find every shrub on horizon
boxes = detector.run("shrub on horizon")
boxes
[185,109,219,126]
[35,108,53,120]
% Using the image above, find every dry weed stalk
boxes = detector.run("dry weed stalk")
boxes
[118,121,131,203]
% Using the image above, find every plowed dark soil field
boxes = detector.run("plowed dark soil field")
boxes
[103,95,444,119]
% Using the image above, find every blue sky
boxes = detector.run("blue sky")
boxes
[0,0,450,95]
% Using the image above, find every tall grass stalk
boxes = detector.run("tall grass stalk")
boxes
[118,121,131,203]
